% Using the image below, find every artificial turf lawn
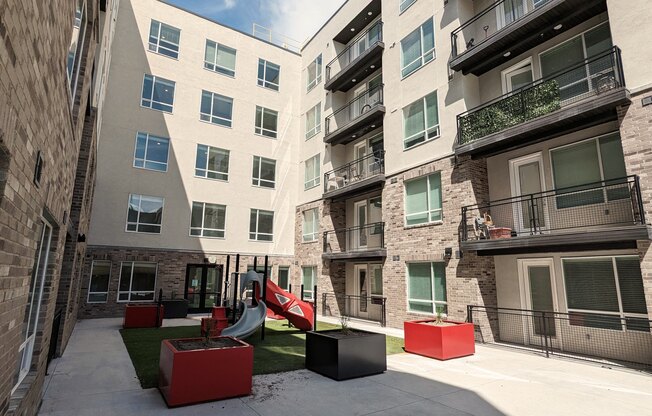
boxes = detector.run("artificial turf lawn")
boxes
[120,320,405,389]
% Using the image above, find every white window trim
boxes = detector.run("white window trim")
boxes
[133,132,170,173]
[117,262,158,303]
[306,54,323,92]
[148,20,181,59]
[258,59,280,91]
[278,266,291,291]
[204,39,236,77]
[406,262,447,315]
[249,209,275,242]
[189,202,226,239]
[404,172,443,227]
[252,156,276,189]
[537,21,610,72]
[125,194,164,234]
[255,106,279,138]
[304,154,321,190]
[68,0,87,102]
[302,266,316,300]
[195,144,229,182]
[87,260,111,304]
[399,0,417,14]
[400,18,436,79]
[403,91,440,150]
[141,74,176,114]
[302,208,319,243]
[305,103,322,140]
[199,90,233,127]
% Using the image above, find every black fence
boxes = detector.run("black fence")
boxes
[325,84,384,135]
[457,47,625,145]
[461,176,645,242]
[326,20,383,81]
[323,222,385,255]
[324,151,385,194]
[322,293,387,326]
[468,305,652,370]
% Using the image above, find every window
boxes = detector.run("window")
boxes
[305,103,322,139]
[302,266,316,300]
[403,91,439,149]
[550,133,627,208]
[141,75,175,113]
[252,156,276,189]
[88,261,111,303]
[563,256,648,331]
[126,194,164,233]
[407,263,446,314]
[204,40,236,76]
[67,0,87,98]
[200,90,233,127]
[249,209,274,241]
[306,54,322,91]
[278,266,290,291]
[258,59,280,91]
[304,154,320,190]
[400,0,417,13]
[14,220,52,392]
[370,264,383,296]
[401,19,435,78]
[134,132,169,172]
[118,262,157,302]
[405,172,442,226]
[302,208,319,242]
[190,202,226,238]
[148,20,180,59]
[255,106,279,138]
[195,145,229,181]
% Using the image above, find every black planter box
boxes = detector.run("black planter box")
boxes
[160,300,189,319]
[305,329,386,381]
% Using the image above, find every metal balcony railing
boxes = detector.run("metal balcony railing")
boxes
[326,20,383,81]
[324,151,385,194]
[457,47,625,146]
[451,0,552,58]
[325,84,384,136]
[323,222,385,255]
[461,176,645,242]
[322,293,387,327]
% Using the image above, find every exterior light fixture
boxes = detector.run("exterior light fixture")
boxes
[503,51,511,57]
[554,24,563,30]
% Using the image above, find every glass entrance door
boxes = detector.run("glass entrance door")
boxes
[519,259,560,348]
[185,265,223,313]
[509,153,548,234]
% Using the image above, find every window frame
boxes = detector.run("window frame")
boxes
[304,153,321,190]
[302,266,316,300]
[249,208,275,242]
[305,103,322,140]
[252,156,276,189]
[306,54,323,92]
[189,201,227,239]
[67,0,87,101]
[400,18,436,78]
[87,260,111,304]
[141,74,176,113]
[117,261,158,303]
[399,0,418,14]
[255,106,279,138]
[402,90,440,150]
[133,132,170,172]
[257,59,281,91]
[204,39,236,77]
[125,194,164,234]
[406,262,447,315]
[200,90,233,127]
[278,266,290,291]
[302,208,319,243]
[404,172,443,226]
[148,19,181,59]
[195,144,230,181]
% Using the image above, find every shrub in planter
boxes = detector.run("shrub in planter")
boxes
[404,317,475,360]
[123,304,164,329]
[158,336,253,407]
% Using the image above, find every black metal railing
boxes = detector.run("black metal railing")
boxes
[324,151,385,194]
[323,222,385,255]
[322,293,387,326]
[468,305,652,370]
[457,47,625,146]
[451,0,552,58]
[325,85,384,136]
[461,175,645,242]
[326,20,383,81]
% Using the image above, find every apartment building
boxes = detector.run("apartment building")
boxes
[0,0,117,414]
[82,0,652,368]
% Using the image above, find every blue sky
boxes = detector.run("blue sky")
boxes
[166,0,346,44]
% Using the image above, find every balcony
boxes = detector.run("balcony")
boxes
[324,85,385,146]
[456,47,629,157]
[323,222,386,261]
[450,0,607,75]
[323,151,385,200]
[322,293,387,327]
[325,20,384,93]
[461,176,651,255]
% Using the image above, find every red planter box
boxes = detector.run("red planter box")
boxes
[200,317,229,337]
[404,320,475,360]
[123,304,164,329]
[211,306,228,319]
[159,337,253,407]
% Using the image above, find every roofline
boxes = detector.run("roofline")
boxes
[300,0,350,52]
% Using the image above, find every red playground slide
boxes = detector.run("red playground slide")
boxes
[264,280,314,331]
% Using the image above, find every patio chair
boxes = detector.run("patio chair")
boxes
[473,213,493,240]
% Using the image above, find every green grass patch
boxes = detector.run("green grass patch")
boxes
[120,320,405,389]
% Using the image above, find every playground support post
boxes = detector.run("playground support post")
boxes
[232,254,240,324]
[222,255,230,307]
[261,255,269,340]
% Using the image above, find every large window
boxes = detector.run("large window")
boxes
[249,209,274,241]
[134,132,169,172]
[141,74,175,113]
[258,59,280,91]
[252,156,276,189]
[190,202,226,238]
[302,266,316,300]
[307,54,322,91]
[200,90,233,127]
[118,262,157,302]
[88,261,111,303]
[204,40,236,76]
[302,208,319,242]
[148,20,180,59]
[407,262,446,314]
[126,194,164,233]
[405,172,442,226]
[400,0,417,13]
[255,106,279,138]
[563,256,648,331]
[195,144,229,181]
[403,91,439,149]
[67,0,87,98]
[305,103,322,139]
[400,19,435,78]
[370,264,383,296]
[278,266,290,291]
[550,133,627,208]
[304,154,321,190]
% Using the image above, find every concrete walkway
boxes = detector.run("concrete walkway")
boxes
[40,318,652,416]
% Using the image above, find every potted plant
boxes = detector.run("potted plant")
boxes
[158,331,253,407]
[404,311,475,360]
[123,303,164,329]
[305,317,386,381]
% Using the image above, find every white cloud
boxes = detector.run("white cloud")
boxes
[195,0,237,14]
[263,0,347,44]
